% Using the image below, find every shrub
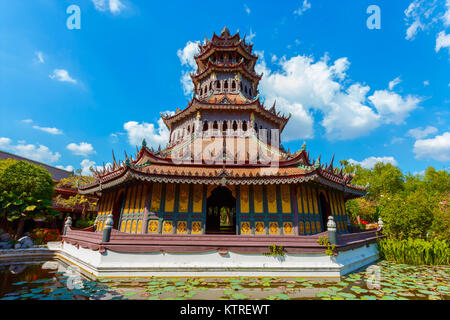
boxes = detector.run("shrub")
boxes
[30,228,61,245]
[378,238,450,265]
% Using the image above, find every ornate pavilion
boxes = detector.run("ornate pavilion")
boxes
[79,27,366,238]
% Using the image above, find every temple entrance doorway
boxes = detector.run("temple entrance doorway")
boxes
[206,186,236,234]
[112,192,125,230]
[319,192,332,231]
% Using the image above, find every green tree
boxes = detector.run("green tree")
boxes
[54,169,97,222]
[0,159,57,238]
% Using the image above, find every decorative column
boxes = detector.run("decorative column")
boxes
[327,215,337,245]
[64,216,72,236]
[378,217,383,229]
[102,214,113,243]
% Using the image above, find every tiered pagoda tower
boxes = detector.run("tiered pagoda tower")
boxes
[79,27,365,237]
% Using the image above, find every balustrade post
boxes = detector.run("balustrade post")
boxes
[64,216,72,236]
[327,215,337,245]
[102,214,113,243]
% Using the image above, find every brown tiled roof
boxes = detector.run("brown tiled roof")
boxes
[0,150,73,181]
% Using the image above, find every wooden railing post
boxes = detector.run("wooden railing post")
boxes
[327,216,337,245]
[102,214,113,243]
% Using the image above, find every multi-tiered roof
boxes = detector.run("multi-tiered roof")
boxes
[79,27,366,198]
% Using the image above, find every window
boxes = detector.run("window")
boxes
[242,121,247,132]
[203,121,209,132]
[213,121,218,130]
[216,80,221,89]
[223,121,228,131]
[224,80,228,90]
[232,120,238,131]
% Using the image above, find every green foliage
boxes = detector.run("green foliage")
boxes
[55,172,97,220]
[317,235,337,256]
[378,238,450,265]
[341,161,449,242]
[74,219,96,229]
[264,244,285,257]
[0,160,57,223]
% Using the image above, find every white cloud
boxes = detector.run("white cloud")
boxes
[254,52,421,141]
[294,0,311,16]
[35,51,44,64]
[177,41,200,69]
[177,41,200,96]
[92,0,125,14]
[413,132,450,162]
[56,165,74,172]
[407,126,438,139]
[444,0,450,26]
[66,142,96,156]
[247,29,256,42]
[348,156,398,169]
[80,159,112,176]
[244,4,251,15]
[368,90,420,125]
[32,125,63,135]
[124,118,171,149]
[49,69,77,84]
[424,80,430,86]
[0,137,61,163]
[389,76,402,90]
[436,30,450,52]
[21,119,33,124]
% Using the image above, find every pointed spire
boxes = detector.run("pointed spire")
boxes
[328,153,335,171]
[112,150,118,169]
[142,138,147,149]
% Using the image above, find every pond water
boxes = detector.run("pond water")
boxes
[0,260,449,300]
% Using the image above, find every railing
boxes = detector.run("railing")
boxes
[62,227,381,255]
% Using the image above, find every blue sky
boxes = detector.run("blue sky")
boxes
[0,0,449,176]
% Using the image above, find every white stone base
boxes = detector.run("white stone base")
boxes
[56,242,379,278]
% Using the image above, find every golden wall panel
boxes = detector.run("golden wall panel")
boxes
[192,185,203,213]
[253,185,264,214]
[305,221,311,234]
[123,188,131,214]
[283,222,294,235]
[125,220,131,233]
[162,221,173,234]
[311,220,316,233]
[312,189,319,215]
[307,187,313,214]
[131,220,137,233]
[129,186,137,213]
[269,222,279,235]
[150,183,162,212]
[281,185,291,214]
[147,220,159,234]
[120,220,126,232]
[191,221,202,234]
[267,185,277,213]
[240,222,251,235]
[255,221,265,234]
[177,221,187,234]
[240,185,250,213]
[316,221,321,232]
[296,186,304,213]
[134,185,142,213]
[139,185,147,213]
[165,184,175,213]
[179,184,190,213]
[299,221,305,234]
[137,220,142,234]
[302,185,309,213]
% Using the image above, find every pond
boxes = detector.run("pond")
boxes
[0,260,449,300]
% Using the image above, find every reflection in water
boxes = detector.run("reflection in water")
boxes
[0,260,449,300]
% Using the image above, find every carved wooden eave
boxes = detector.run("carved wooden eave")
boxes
[161,98,290,132]
[191,61,262,86]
